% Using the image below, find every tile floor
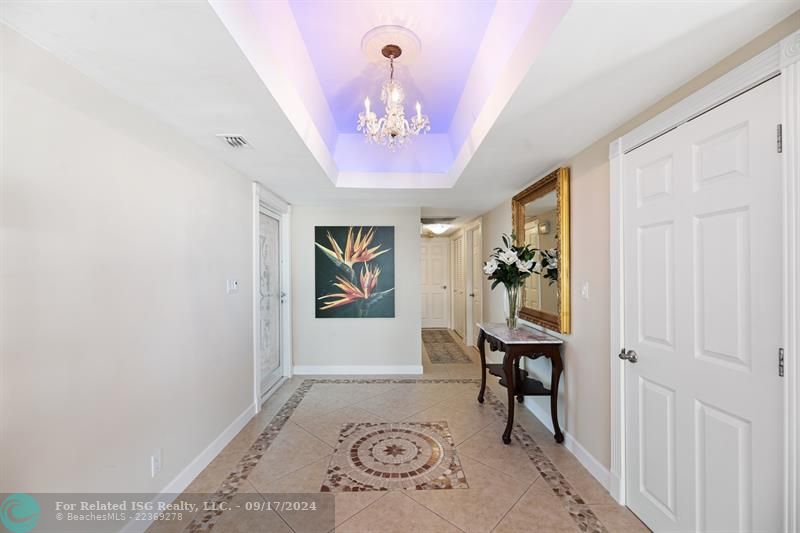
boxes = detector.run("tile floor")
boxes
[148,331,649,533]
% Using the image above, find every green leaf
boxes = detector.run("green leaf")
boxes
[314,243,354,275]
[364,288,395,308]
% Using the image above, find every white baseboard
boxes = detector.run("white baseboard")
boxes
[258,376,288,411]
[293,365,423,375]
[121,402,257,533]
[522,397,612,494]
[608,472,624,504]
[522,396,556,433]
[563,431,611,493]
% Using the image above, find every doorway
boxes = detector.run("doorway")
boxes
[257,208,283,400]
[252,184,291,408]
[618,77,783,532]
[451,234,466,338]
[465,223,483,346]
[421,237,451,328]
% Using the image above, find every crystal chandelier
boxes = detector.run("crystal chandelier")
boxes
[357,44,430,149]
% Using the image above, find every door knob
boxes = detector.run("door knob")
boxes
[469,293,475,297]
[618,348,638,363]
[442,285,447,289]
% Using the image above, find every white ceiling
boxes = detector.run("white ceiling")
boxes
[2,0,797,220]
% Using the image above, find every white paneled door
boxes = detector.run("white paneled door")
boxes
[421,238,450,328]
[258,210,282,399]
[452,235,466,338]
[622,78,782,532]
[469,226,483,345]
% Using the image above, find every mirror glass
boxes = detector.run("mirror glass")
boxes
[522,190,559,314]
[512,166,569,333]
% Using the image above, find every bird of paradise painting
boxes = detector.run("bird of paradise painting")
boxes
[314,226,395,318]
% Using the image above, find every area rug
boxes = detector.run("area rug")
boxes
[422,329,473,363]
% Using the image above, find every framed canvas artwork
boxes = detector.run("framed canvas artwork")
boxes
[314,226,395,318]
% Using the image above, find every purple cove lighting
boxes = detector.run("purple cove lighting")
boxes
[288,0,497,135]
[227,0,572,178]
[334,133,453,174]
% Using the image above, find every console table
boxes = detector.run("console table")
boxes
[476,323,565,444]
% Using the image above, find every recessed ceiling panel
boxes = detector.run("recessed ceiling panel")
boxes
[289,0,496,135]
[4,0,794,204]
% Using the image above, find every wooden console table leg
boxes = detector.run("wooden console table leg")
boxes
[477,329,487,404]
[550,351,565,443]
[502,350,517,445]
[515,357,524,404]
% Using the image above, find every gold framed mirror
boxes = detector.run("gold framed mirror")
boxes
[512,167,570,333]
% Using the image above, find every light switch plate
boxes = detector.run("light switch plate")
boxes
[580,281,590,300]
[151,449,162,478]
[226,279,239,294]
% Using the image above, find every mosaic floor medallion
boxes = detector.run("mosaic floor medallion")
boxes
[320,421,468,492]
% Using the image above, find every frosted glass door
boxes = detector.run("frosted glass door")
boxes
[259,211,282,399]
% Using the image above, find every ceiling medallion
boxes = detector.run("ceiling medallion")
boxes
[357,44,430,150]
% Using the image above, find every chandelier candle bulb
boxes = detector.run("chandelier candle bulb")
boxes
[416,102,421,120]
[364,97,370,114]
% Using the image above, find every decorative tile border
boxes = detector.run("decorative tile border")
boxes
[185,378,607,533]
[481,387,607,533]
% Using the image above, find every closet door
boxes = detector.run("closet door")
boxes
[622,77,782,532]
[452,235,466,338]
[470,227,483,344]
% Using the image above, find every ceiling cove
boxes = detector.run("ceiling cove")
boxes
[209,0,572,189]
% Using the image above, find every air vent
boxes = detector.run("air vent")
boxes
[421,217,457,225]
[216,134,252,149]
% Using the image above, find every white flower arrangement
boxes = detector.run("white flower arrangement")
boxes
[483,234,558,290]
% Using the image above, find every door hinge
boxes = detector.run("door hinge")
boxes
[777,124,783,153]
[779,348,785,377]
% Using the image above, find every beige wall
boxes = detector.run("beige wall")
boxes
[479,11,800,469]
[291,206,422,371]
[1,26,255,491]
[481,201,513,325]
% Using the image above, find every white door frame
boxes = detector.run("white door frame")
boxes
[464,219,483,346]
[608,30,800,531]
[252,182,292,413]
[450,231,466,337]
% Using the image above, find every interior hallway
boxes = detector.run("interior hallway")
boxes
[148,331,648,532]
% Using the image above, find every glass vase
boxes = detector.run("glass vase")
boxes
[505,284,521,330]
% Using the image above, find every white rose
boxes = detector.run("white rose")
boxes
[483,258,499,275]
[498,249,518,265]
[515,259,533,273]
